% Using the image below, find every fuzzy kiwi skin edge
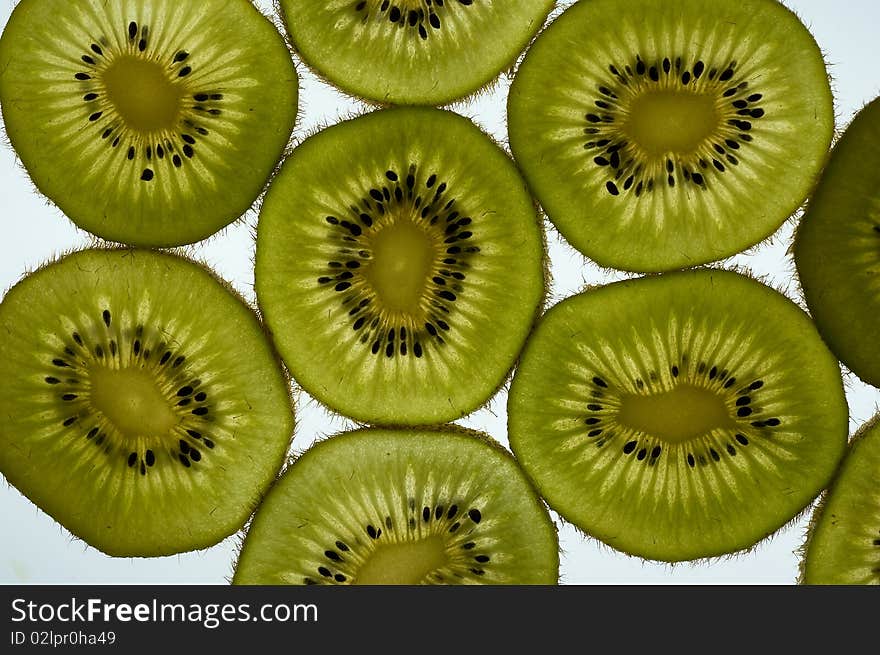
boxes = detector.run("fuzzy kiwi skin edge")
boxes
[253,106,549,426]
[798,414,880,585]
[275,0,556,106]
[793,95,880,389]
[507,267,849,563]
[506,0,835,273]
[232,425,560,585]
[0,0,299,248]
[0,246,296,557]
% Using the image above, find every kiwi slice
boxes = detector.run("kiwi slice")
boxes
[793,96,880,388]
[276,0,554,106]
[799,415,880,585]
[508,268,848,562]
[0,0,298,247]
[232,427,559,585]
[507,0,834,273]
[255,106,545,425]
[0,248,294,557]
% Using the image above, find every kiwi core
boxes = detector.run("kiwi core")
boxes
[362,220,435,313]
[89,366,178,437]
[102,56,184,133]
[623,91,718,156]
[617,384,735,443]
[353,535,448,585]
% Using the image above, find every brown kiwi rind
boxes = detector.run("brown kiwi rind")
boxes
[0,246,295,557]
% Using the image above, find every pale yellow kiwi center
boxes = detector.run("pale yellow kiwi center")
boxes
[89,366,177,438]
[617,384,735,443]
[362,220,435,313]
[623,91,718,156]
[102,56,183,133]
[353,536,447,585]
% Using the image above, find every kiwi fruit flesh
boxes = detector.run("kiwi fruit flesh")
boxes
[0,248,294,557]
[793,96,880,388]
[232,427,559,585]
[507,0,834,273]
[0,0,298,247]
[799,415,880,585]
[255,106,545,426]
[276,0,554,106]
[508,268,848,562]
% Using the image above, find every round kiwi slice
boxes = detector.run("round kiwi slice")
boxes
[255,106,545,425]
[508,268,849,562]
[507,0,834,273]
[232,427,559,585]
[799,415,880,585]
[793,96,880,388]
[276,0,554,106]
[0,0,298,247]
[0,248,294,557]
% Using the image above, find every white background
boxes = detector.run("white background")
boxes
[1,0,878,584]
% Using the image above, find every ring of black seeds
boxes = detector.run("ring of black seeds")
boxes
[74,20,223,184]
[583,57,763,197]
[317,163,480,360]
[579,363,781,467]
[300,501,489,585]
[47,307,219,477]
[353,0,478,41]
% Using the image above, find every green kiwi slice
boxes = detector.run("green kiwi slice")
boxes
[232,427,559,585]
[255,106,545,425]
[0,248,294,557]
[793,96,880,388]
[799,415,880,585]
[276,0,554,106]
[508,268,848,562]
[0,0,298,247]
[507,0,834,273]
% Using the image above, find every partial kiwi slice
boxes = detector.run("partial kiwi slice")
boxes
[0,248,294,557]
[799,415,880,585]
[508,268,848,562]
[232,427,559,585]
[507,0,834,273]
[0,0,297,247]
[255,106,545,425]
[793,96,880,388]
[276,0,554,106]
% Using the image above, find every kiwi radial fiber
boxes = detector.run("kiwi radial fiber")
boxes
[794,96,880,389]
[0,0,298,247]
[800,414,880,585]
[233,427,559,585]
[0,248,295,557]
[276,0,555,106]
[508,268,848,562]
[507,0,834,273]
[255,106,546,426]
